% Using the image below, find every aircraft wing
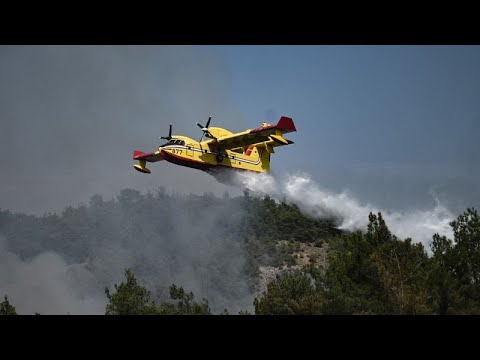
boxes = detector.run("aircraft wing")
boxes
[133,150,164,162]
[207,116,296,150]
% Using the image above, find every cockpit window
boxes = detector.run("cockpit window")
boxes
[160,139,185,147]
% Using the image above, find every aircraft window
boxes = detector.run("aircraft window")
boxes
[161,139,184,147]
[231,148,243,154]
[160,140,172,147]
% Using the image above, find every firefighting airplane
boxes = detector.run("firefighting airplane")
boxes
[132,116,296,180]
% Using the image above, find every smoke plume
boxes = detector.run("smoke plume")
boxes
[0,236,105,314]
[235,171,454,250]
[0,190,254,315]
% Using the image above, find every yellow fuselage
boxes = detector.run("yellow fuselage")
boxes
[159,135,269,173]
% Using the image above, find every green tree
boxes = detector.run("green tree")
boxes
[164,284,211,315]
[450,208,480,285]
[254,268,326,315]
[105,269,158,315]
[324,212,431,314]
[371,238,430,314]
[324,230,388,314]
[0,296,17,315]
[428,208,480,314]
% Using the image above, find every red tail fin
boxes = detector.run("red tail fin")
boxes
[276,116,296,133]
[251,116,297,134]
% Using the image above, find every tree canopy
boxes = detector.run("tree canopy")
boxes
[105,269,211,315]
[1,188,479,315]
[254,208,480,315]
[0,296,17,315]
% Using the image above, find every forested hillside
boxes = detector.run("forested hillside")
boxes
[0,188,338,314]
[1,189,478,314]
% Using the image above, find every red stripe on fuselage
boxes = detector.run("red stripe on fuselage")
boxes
[160,149,214,170]
[160,149,263,175]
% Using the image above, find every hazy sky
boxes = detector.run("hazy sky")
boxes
[1,45,479,214]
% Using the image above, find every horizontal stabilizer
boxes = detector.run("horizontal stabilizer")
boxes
[133,150,164,163]
[270,134,289,145]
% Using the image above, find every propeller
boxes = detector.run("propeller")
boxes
[197,116,212,142]
[159,123,173,141]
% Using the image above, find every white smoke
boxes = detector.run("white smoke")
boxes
[235,171,454,250]
[0,236,105,314]
[0,189,254,315]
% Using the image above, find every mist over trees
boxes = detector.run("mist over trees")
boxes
[0,188,338,314]
[1,189,479,315]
